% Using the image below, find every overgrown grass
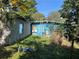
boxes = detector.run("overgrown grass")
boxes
[3,35,79,59]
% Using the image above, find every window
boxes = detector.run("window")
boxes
[19,23,23,34]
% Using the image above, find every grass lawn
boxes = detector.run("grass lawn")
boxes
[2,35,79,59]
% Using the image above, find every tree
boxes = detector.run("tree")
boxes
[47,12,66,34]
[0,0,37,20]
[60,0,79,59]
[8,0,37,18]
[47,12,66,23]
[0,0,37,45]
[31,12,45,21]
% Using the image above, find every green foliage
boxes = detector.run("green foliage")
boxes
[31,12,46,21]
[5,36,78,59]
[14,0,37,17]
[0,0,37,21]
[0,47,12,59]
[60,1,79,58]
[60,0,79,42]
[60,0,79,18]
[2,35,79,59]
[47,12,66,23]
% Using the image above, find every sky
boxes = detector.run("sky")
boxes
[36,0,64,17]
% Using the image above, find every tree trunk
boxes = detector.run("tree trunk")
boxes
[70,39,75,59]
[0,21,11,45]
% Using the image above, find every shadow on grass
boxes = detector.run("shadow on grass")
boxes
[0,47,12,59]
[3,36,79,59]
[19,41,79,59]
[16,36,79,59]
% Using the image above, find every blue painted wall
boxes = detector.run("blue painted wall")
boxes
[32,23,59,36]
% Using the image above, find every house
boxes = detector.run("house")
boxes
[2,18,64,45]
[31,20,64,37]
[5,16,31,45]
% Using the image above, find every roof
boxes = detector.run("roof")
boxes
[16,16,30,22]
[31,20,64,25]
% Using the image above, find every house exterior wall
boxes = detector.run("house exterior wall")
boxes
[6,19,31,44]
[32,23,60,37]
